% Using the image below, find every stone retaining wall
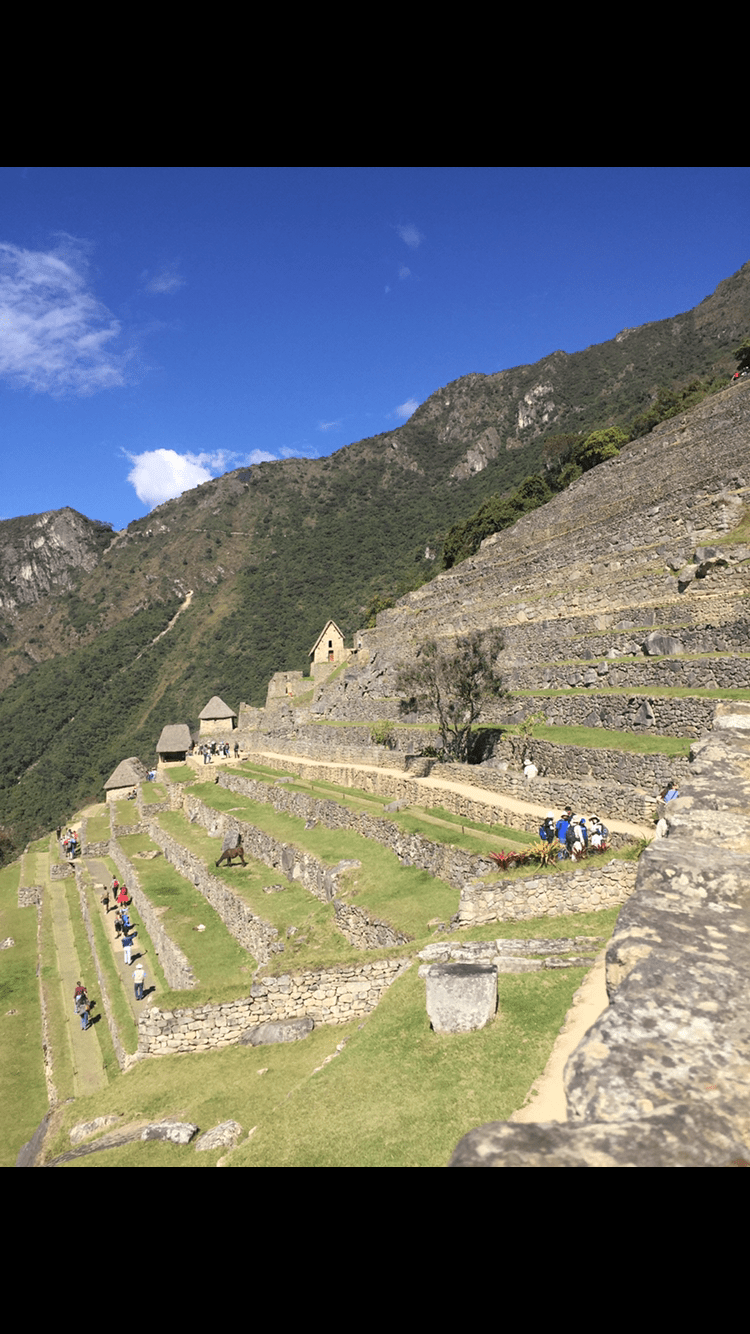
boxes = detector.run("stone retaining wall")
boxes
[438,760,654,825]
[217,770,497,890]
[451,701,750,1167]
[49,863,74,880]
[502,693,717,738]
[505,654,750,692]
[18,885,43,908]
[229,755,636,842]
[332,900,413,949]
[82,840,110,857]
[145,822,283,965]
[137,958,412,1055]
[110,838,197,991]
[455,859,638,926]
[179,791,350,903]
[482,737,690,791]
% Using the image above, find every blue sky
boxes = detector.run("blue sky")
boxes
[1,166,748,531]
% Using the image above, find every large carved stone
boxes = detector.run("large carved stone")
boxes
[425,962,497,1033]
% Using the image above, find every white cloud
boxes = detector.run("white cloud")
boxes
[242,449,277,465]
[0,236,129,396]
[395,398,419,420]
[127,449,214,508]
[143,265,185,295]
[126,446,280,508]
[318,419,342,432]
[399,265,411,280]
[396,224,423,249]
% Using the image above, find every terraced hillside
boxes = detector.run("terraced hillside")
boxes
[4,759,633,1167]
[312,377,750,727]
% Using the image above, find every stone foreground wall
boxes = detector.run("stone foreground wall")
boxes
[451,703,750,1167]
[138,958,411,1055]
[455,860,637,926]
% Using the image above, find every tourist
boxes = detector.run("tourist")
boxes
[73,981,87,1013]
[122,929,135,966]
[132,962,146,1001]
[100,887,110,913]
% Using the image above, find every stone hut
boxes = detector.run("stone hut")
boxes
[199,696,237,734]
[156,724,192,763]
[310,620,347,677]
[104,756,148,803]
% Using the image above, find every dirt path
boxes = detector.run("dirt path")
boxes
[48,880,107,1097]
[84,858,159,1019]
[509,950,609,1123]
[254,749,652,840]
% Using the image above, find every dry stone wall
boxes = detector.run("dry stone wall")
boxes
[145,822,283,965]
[217,770,497,889]
[455,859,637,926]
[137,958,412,1055]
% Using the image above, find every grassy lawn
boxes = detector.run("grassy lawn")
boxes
[495,723,692,757]
[85,809,112,842]
[160,764,195,784]
[38,902,621,1168]
[63,881,119,1084]
[0,861,49,1166]
[40,873,75,1105]
[140,782,168,804]
[235,760,300,782]
[154,810,369,976]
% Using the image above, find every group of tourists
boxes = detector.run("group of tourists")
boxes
[538,808,610,861]
[57,827,79,859]
[196,741,240,763]
[98,878,148,998]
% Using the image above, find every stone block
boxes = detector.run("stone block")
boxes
[425,963,498,1034]
[241,1017,314,1046]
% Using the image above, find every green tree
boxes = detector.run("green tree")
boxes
[733,338,750,374]
[572,427,627,472]
[395,631,507,763]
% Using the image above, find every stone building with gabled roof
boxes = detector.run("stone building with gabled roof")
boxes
[104,756,148,802]
[156,723,192,763]
[198,695,237,734]
[309,620,347,677]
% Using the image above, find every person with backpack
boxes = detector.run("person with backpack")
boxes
[539,812,556,842]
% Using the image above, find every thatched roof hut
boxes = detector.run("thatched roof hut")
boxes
[198,695,237,733]
[156,723,192,762]
[104,756,148,801]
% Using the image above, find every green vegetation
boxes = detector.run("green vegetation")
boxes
[34,903,620,1167]
[116,833,255,1005]
[0,861,48,1166]
[395,632,507,761]
[84,809,111,842]
[496,722,692,757]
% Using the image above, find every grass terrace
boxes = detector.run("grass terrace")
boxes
[187,782,457,946]
[116,832,255,1006]
[0,860,47,1166]
[36,903,621,1167]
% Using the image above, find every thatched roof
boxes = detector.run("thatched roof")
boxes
[199,695,236,720]
[309,619,345,656]
[105,757,148,790]
[156,724,192,754]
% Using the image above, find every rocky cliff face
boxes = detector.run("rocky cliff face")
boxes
[0,508,112,613]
